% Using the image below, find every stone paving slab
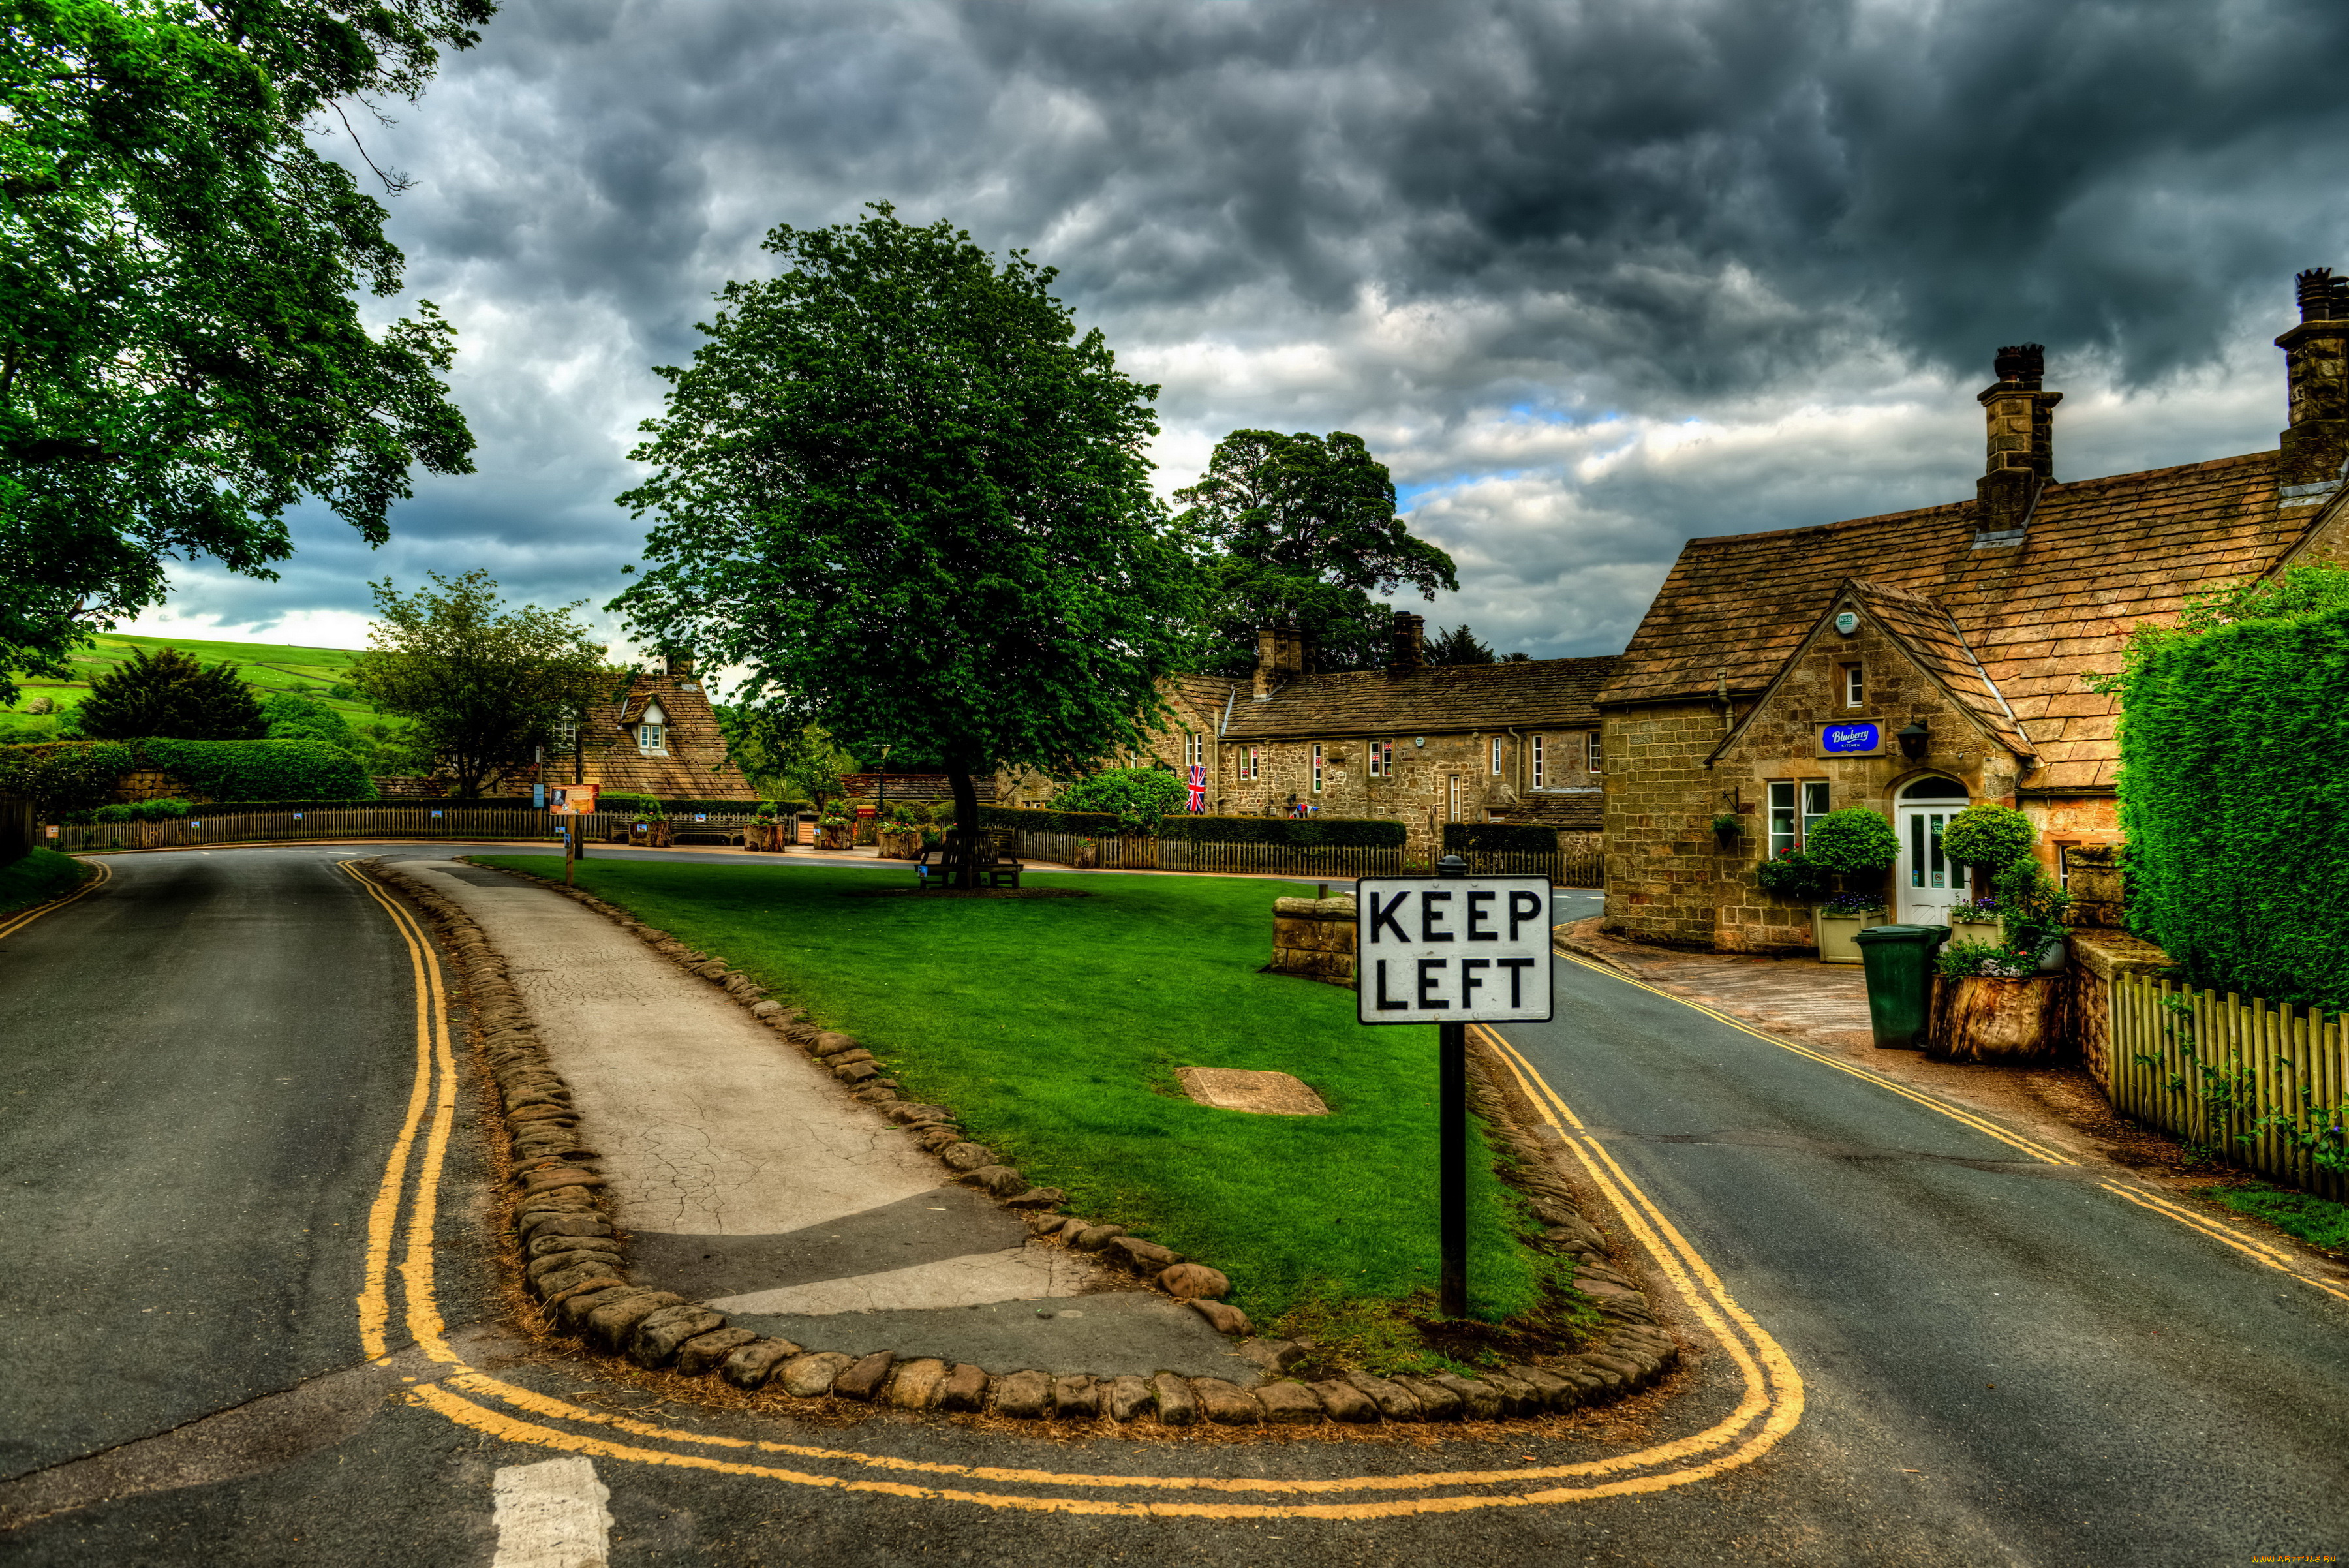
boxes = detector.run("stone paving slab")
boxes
[1556,917,1875,1049]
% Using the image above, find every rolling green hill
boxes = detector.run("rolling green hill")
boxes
[3,632,399,744]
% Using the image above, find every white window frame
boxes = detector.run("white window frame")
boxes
[1768,780,1831,855]
[1367,739,1394,778]
[1532,735,1545,790]
[1587,731,1602,774]
[1843,664,1864,708]
[1184,732,1204,769]
[1239,745,1261,782]
[636,722,668,756]
[553,719,579,752]
[1490,736,1503,775]
[1312,743,1324,793]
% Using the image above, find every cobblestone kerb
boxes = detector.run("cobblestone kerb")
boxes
[371,857,1680,1430]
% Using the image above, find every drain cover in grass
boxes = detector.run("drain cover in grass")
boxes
[1176,1066,1329,1116]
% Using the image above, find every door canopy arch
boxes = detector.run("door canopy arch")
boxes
[1898,775,1968,801]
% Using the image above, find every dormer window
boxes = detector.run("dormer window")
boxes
[636,701,669,756]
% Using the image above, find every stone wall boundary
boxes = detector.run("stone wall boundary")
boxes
[369,855,1680,1432]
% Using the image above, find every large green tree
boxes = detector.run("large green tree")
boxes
[1175,429,1458,673]
[611,205,1207,884]
[0,0,489,702]
[348,569,608,799]
[76,644,264,738]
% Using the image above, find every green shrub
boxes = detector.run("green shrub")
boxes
[1803,807,1900,874]
[600,792,666,820]
[1941,802,2036,875]
[140,738,375,801]
[91,798,192,823]
[1443,822,1559,856]
[1754,850,1834,902]
[2117,574,2349,1007]
[0,741,138,810]
[1047,766,1191,831]
[1937,938,2032,980]
[1993,859,2072,962]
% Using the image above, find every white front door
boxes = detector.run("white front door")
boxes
[1896,805,1970,925]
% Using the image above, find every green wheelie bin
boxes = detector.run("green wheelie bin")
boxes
[1854,923,1952,1050]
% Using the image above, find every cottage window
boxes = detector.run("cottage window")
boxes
[1587,731,1603,774]
[1768,780,1832,855]
[1239,745,1261,782]
[1312,743,1324,793]
[1368,740,1394,778]
[553,719,578,752]
[1490,736,1503,775]
[1843,664,1864,707]
[1532,735,1545,790]
[637,723,668,756]
[1184,732,1204,770]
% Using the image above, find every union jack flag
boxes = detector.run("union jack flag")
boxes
[1186,764,1206,814]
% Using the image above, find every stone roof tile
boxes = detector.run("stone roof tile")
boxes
[1221,656,1620,740]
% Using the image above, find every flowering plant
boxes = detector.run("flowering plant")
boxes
[1820,890,1886,917]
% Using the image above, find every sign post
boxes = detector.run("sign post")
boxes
[549,784,598,885]
[1356,854,1554,1318]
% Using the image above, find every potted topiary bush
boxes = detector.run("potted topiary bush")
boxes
[1800,807,1902,962]
[1941,801,2036,907]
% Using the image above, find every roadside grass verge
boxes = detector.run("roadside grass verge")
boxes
[2203,1181,2349,1253]
[474,856,1562,1335]
[0,848,91,915]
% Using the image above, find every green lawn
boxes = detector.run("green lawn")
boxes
[475,856,1559,1332]
[0,848,91,915]
[2204,1182,2349,1252]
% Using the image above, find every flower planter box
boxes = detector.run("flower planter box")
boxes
[815,825,852,852]
[1929,972,2066,1063]
[742,822,787,853]
[876,827,925,860]
[1813,911,1867,964]
[1073,844,1100,869]
[626,822,675,848]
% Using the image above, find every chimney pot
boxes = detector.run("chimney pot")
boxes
[1975,345,2061,537]
[2278,267,2349,486]
[1388,611,1426,674]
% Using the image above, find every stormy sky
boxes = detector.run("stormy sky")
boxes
[129,0,2349,668]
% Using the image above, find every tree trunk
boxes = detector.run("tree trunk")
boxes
[946,762,981,890]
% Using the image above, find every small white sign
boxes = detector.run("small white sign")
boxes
[1355,876,1554,1024]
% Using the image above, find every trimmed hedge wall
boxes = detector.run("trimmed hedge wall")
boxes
[2118,600,2349,1009]
[0,739,374,808]
[142,738,375,803]
[1443,823,1559,856]
[978,805,1407,849]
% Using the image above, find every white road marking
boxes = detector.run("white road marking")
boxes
[491,1456,612,1568]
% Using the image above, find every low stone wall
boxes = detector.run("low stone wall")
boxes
[1267,895,1357,984]
[2062,842,2128,929]
[2069,928,2171,1092]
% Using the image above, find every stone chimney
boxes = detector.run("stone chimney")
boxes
[1388,611,1426,674]
[2277,268,2349,488]
[1251,627,1312,699]
[1974,344,2061,539]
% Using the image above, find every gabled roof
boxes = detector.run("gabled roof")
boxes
[581,673,757,798]
[1839,580,2032,758]
[1601,450,2309,789]
[1221,655,1619,741]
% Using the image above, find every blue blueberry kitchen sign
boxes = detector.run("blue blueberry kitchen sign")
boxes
[1822,722,1881,754]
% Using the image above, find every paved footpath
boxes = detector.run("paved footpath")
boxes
[2,843,2344,1566]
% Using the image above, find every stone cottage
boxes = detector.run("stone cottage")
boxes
[990,618,1618,859]
[1599,270,2349,951]
[545,655,757,801]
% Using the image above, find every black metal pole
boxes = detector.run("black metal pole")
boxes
[1437,851,1469,1319]
[1439,1018,1466,1319]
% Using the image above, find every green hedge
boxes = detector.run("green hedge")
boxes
[2118,598,2349,1008]
[977,805,1405,848]
[0,741,138,810]
[1443,823,1558,856]
[140,738,376,802]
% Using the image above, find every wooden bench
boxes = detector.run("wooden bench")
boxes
[914,831,1024,889]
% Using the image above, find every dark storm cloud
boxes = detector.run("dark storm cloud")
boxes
[134,0,2349,658]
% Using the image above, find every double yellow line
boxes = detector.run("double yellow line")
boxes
[342,860,1808,1518]
[0,859,110,942]
[1550,946,2349,1306]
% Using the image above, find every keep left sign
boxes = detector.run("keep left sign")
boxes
[1355,875,1555,1024]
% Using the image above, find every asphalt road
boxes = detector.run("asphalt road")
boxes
[1,844,2341,1565]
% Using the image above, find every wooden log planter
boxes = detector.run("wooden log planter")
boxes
[1930,972,2068,1063]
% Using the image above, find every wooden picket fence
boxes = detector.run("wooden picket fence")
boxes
[52,806,596,851]
[2110,972,2349,1201]
[1456,846,1604,889]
